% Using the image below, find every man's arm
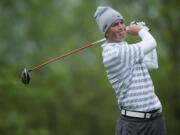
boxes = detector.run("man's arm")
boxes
[137,28,158,69]
[125,24,158,67]
[126,25,157,55]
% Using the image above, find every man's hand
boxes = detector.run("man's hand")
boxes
[126,24,142,35]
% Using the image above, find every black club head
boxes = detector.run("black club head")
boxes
[21,68,31,84]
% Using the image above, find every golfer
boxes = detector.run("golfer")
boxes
[94,6,166,135]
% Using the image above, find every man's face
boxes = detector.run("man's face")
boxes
[105,19,126,43]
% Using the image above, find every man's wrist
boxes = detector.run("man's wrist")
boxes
[138,29,149,37]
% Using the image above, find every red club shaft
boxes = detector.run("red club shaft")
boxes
[30,38,106,72]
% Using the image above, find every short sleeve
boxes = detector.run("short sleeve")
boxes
[117,44,144,67]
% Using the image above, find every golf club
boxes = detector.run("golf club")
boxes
[21,38,106,84]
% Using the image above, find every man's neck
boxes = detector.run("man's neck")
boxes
[106,38,124,43]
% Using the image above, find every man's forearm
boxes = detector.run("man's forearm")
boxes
[137,29,157,55]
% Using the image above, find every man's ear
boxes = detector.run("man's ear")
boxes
[105,32,108,38]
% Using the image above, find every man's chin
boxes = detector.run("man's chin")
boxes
[116,36,126,42]
[121,33,126,39]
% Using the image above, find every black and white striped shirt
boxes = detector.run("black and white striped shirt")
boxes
[101,30,162,112]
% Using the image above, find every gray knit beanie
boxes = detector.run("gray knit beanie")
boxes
[94,6,124,36]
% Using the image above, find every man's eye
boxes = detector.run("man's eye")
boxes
[112,23,118,27]
[120,20,124,24]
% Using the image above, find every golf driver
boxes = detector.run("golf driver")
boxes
[20,38,106,84]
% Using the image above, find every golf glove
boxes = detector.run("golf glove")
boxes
[130,21,151,32]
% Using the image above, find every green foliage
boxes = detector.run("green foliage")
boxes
[0,0,179,135]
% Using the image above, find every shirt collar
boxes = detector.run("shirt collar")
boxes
[101,41,127,48]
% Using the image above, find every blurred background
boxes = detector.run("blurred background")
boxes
[0,0,179,135]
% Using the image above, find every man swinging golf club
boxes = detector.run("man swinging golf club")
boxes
[94,6,166,135]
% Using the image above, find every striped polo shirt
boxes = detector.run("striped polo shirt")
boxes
[101,41,162,112]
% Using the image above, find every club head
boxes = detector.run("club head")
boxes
[21,68,30,84]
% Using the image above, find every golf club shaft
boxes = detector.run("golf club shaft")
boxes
[30,38,106,72]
